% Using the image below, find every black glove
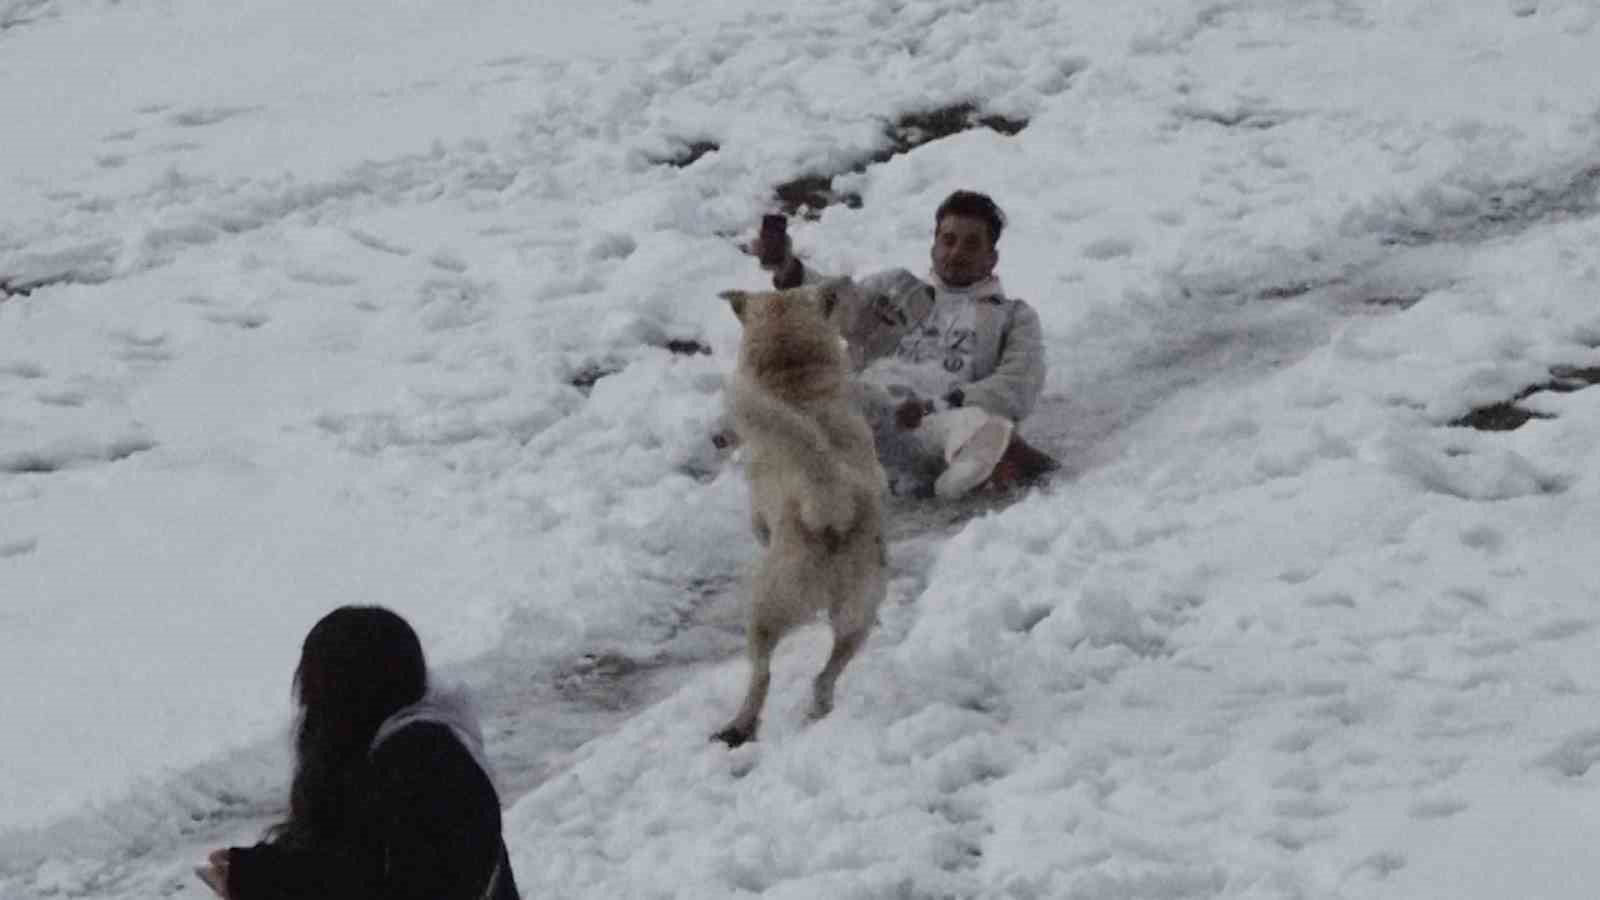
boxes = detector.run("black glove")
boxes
[894,398,935,431]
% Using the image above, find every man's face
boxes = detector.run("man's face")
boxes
[930,214,998,287]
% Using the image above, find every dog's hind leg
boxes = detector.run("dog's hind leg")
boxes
[809,624,866,721]
[713,620,779,747]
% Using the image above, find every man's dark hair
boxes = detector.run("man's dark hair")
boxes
[935,190,1006,245]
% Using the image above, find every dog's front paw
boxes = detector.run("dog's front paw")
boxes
[799,493,853,537]
[712,723,757,748]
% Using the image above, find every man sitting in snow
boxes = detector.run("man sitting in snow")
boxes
[749,190,1056,498]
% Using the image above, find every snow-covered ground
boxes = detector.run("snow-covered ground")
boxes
[4,0,1599,897]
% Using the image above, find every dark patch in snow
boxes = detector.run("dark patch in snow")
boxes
[1,271,83,298]
[570,341,708,395]
[1360,291,1426,309]
[775,174,861,220]
[663,338,711,357]
[167,106,258,128]
[1450,363,1600,431]
[203,310,271,330]
[773,103,1032,219]
[1177,105,1288,131]
[1450,400,1552,432]
[7,455,61,475]
[894,102,1029,143]
[1256,280,1315,301]
[568,362,623,394]
[1548,364,1600,390]
[653,140,720,169]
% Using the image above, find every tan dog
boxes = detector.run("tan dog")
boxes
[714,281,888,747]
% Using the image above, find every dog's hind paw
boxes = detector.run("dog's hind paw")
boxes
[712,723,757,747]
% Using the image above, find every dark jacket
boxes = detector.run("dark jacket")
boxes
[227,692,519,900]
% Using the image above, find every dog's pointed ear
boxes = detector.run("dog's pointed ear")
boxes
[815,277,852,320]
[719,290,750,322]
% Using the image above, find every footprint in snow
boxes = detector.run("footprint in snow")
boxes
[36,389,88,408]
[2,361,47,379]
[1273,768,1321,794]
[1408,797,1468,820]
[348,229,413,256]
[1528,617,1594,641]
[1536,729,1600,778]
[1303,591,1356,610]
[0,537,38,558]
[1081,236,1137,260]
[429,251,469,273]
[0,435,158,474]
[1455,669,1507,690]
[1272,728,1321,753]
[1301,697,1365,727]
[1458,523,1505,552]
[202,310,270,330]
[1296,680,1347,698]
[1272,794,1345,821]
[287,267,360,287]
[152,140,202,156]
[1455,637,1517,659]
[1261,822,1334,852]
[1351,852,1406,879]
[1277,567,1316,584]
[166,105,257,128]
[111,330,174,363]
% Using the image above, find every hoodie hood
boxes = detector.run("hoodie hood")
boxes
[370,683,492,778]
[927,270,1004,302]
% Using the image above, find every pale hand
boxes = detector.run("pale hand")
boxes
[195,849,231,898]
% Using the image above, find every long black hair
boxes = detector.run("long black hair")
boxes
[271,605,428,846]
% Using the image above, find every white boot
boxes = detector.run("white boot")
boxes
[929,408,1014,500]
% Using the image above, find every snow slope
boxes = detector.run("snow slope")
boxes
[3,0,1599,897]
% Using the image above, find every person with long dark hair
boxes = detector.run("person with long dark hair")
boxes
[196,605,519,900]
